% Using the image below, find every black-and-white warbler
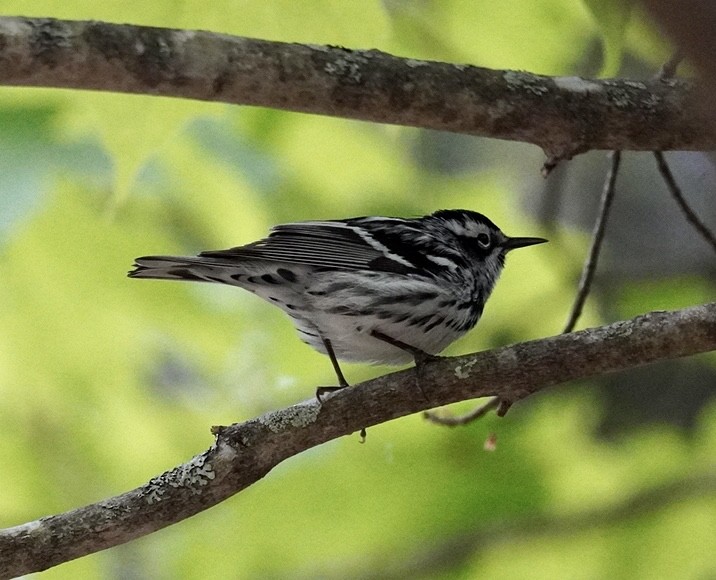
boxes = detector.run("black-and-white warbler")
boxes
[129,210,546,392]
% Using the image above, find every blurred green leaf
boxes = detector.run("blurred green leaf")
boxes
[0,105,110,240]
[386,0,595,74]
[583,0,635,76]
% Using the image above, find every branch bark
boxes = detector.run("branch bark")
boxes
[1,303,714,578]
[0,16,713,159]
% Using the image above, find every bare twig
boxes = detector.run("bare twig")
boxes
[1,302,714,578]
[563,151,622,333]
[423,397,500,426]
[0,17,714,157]
[653,151,716,253]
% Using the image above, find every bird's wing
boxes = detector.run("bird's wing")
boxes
[197,220,417,273]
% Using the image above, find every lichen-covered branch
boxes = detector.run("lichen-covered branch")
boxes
[1,302,714,578]
[0,16,713,159]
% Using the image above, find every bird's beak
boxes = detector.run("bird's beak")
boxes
[503,236,548,252]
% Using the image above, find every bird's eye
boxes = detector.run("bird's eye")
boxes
[476,233,491,248]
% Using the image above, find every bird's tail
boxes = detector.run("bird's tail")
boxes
[128,255,242,284]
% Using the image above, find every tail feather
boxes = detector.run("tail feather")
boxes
[129,255,310,311]
[128,255,239,284]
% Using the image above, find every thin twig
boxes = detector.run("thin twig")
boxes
[434,150,624,425]
[653,151,716,253]
[424,397,500,426]
[563,151,621,333]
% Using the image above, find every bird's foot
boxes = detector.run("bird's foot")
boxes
[370,329,440,403]
[315,384,347,404]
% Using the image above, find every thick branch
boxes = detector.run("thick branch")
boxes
[0,16,713,158]
[1,303,715,577]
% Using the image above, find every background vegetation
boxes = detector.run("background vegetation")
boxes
[0,1,714,578]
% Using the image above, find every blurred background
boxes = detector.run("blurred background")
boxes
[0,1,715,578]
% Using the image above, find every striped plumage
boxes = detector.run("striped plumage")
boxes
[129,210,546,384]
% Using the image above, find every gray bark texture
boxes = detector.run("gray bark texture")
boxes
[0,16,713,160]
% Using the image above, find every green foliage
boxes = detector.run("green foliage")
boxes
[582,0,634,76]
[0,2,713,579]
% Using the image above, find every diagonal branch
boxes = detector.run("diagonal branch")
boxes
[0,16,714,159]
[1,302,715,578]
[653,151,716,253]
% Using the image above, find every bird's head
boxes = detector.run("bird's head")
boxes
[430,209,547,281]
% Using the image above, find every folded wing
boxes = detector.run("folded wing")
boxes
[195,220,417,274]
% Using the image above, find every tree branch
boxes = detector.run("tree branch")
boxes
[0,16,713,159]
[423,396,500,426]
[653,151,716,252]
[1,303,714,577]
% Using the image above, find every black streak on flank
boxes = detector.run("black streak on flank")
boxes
[424,316,446,332]
[277,268,297,282]
[261,274,279,284]
[409,314,434,328]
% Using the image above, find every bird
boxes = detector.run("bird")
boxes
[129,209,547,397]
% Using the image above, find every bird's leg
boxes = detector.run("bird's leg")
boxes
[496,399,513,417]
[316,337,349,403]
[316,337,367,443]
[370,329,439,402]
[370,330,441,365]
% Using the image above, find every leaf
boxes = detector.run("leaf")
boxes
[0,103,110,240]
[62,93,222,208]
[583,0,635,76]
